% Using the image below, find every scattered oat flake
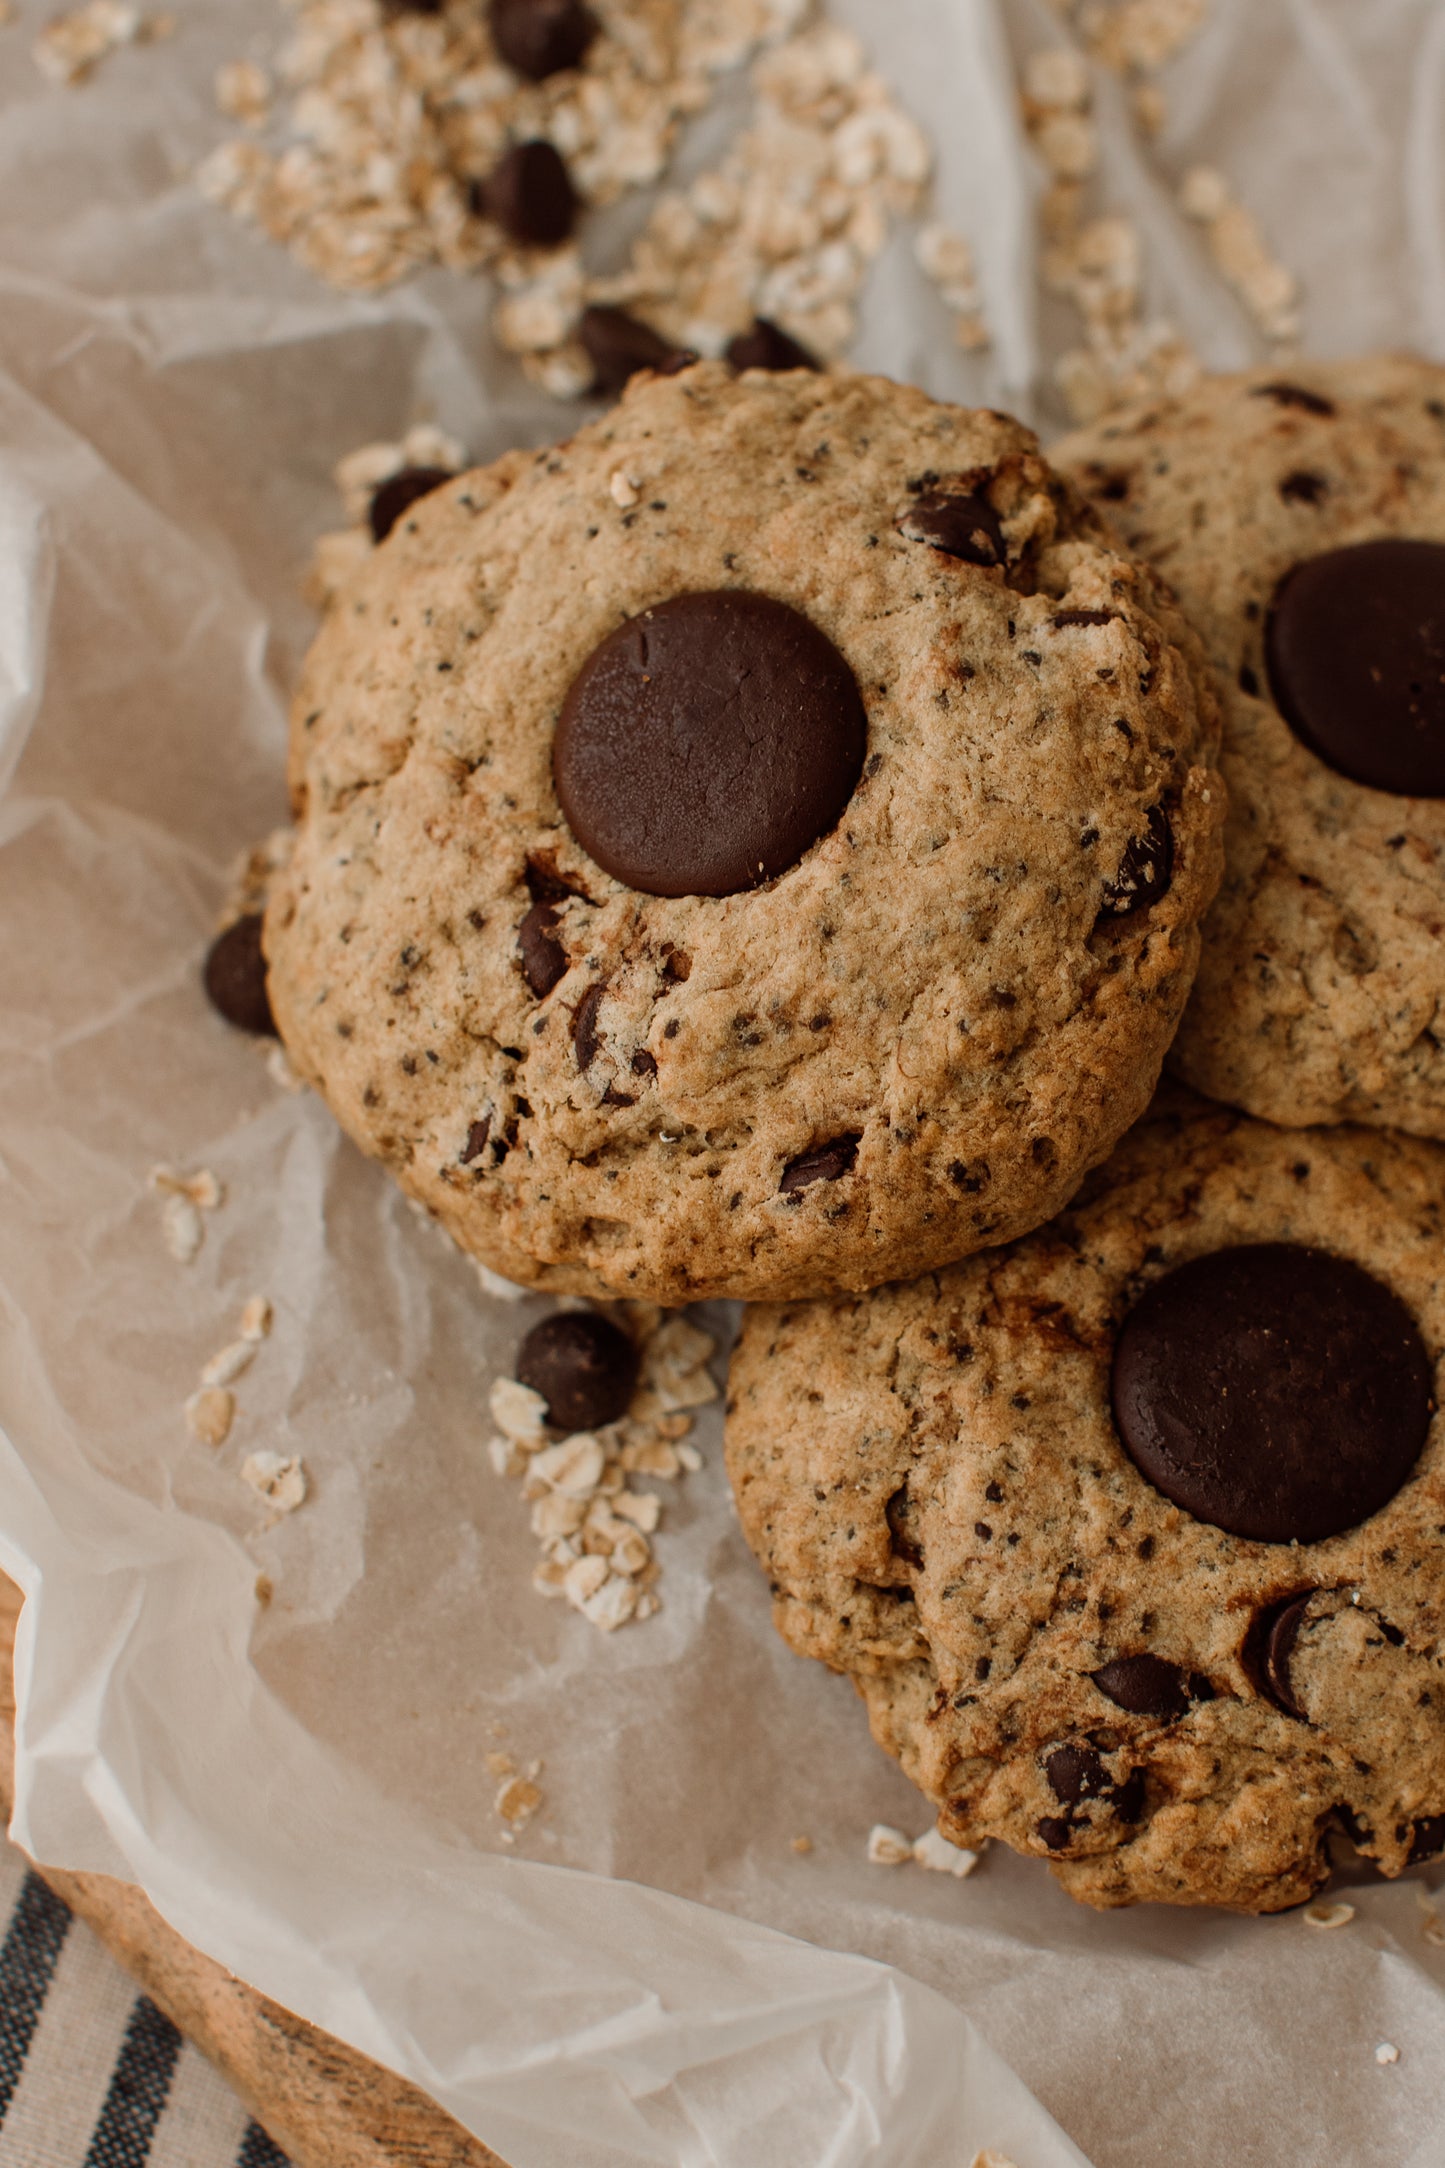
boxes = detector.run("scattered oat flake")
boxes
[913,1828,981,1878]
[215,59,271,127]
[1375,2041,1400,2066]
[265,1041,305,1093]
[1303,1900,1355,1931]
[609,469,641,509]
[495,1774,542,1827]
[867,1824,915,1867]
[475,1261,530,1303]
[970,2152,1021,2168]
[201,1339,257,1388]
[241,1450,307,1514]
[532,1433,606,1495]
[253,1573,273,1607]
[580,1573,638,1632]
[160,1194,204,1264]
[239,1294,273,1342]
[34,0,144,84]
[791,1834,814,1855]
[185,1386,235,1448]
[490,1376,549,1445]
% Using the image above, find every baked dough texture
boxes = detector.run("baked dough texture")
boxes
[726,1094,1445,1910]
[1056,356,1445,1136]
[267,362,1222,1304]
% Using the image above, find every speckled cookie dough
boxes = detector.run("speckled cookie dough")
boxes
[266,361,1223,1305]
[726,1093,1445,1912]
[1055,356,1445,1137]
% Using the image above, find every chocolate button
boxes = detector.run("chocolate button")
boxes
[477,139,577,248]
[1265,539,1445,797]
[516,1310,637,1431]
[489,0,596,80]
[554,591,867,897]
[577,306,696,395]
[203,915,277,1037]
[1092,1653,1190,1720]
[725,318,821,373]
[369,465,455,544]
[1112,1244,1434,1544]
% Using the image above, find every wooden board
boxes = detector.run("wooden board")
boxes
[0,1574,508,2168]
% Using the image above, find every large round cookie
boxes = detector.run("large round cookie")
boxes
[726,1094,1445,1910]
[267,362,1223,1304]
[1055,356,1445,1137]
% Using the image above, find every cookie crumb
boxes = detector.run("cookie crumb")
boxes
[1375,2041,1400,2067]
[495,1773,543,1828]
[160,1192,204,1264]
[241,1450,307,1514]
[790,1834,813,1854]
[1303,1899,1355,1930]
[913,1827,981,1878]
[185,1386,235,1447]
[609,469,642,510]
[866,1824,914,1867]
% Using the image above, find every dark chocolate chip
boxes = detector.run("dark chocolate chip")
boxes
[572,981,605,1068]
[368,465,455,544]
[1407,1813,1445,1864]
[1092,1653,1191,1721]
[555,590,867,897]
[1265,539,1445,796]
[779,1133,861,1194]
[1110,1770,1146,1823]
[1252,381,1336,416]
[1278,470,1327,506]
[1112,1243,1434,1543]
[898,490,1006,567]
[203,915,277,1037]
[1097,803,1173,921]
[460,1115,492,1165]
[1045,1744,1109,1805]
[630,1048,657,1077]
[885,1485,924,1568]
[488,0,596,79]
[1052,607,1116,628]
[577,305,697,395]
[524,850,591,904]
[518,901,567,997]
[475,138,577,247]
[1257,1592,1313,1717]
[1036,1815,1073,1851]
[724,317,821,373]
[516,1309,638,1432]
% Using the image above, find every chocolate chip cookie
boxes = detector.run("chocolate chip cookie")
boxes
[726,1092,1445,1910]
[1055,357,1445,1137]
[267,362,1223,1304]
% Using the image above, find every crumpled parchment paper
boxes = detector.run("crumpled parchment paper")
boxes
[2,3,1445,2163]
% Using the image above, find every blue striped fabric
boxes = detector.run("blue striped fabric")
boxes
[0,1845,291,2168]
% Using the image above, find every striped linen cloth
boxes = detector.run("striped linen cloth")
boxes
[0,1840,292,2167]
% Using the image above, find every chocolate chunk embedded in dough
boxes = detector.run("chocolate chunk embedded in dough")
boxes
[555,591,867,897]
[369,466,455,544]
[1265,539,1445,797]
[1112,1243,1434,1543]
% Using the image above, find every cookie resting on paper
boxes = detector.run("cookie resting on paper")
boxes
[265,362,1223,1305]
[1056,356,1445,1138]
[725,1095,1445,1911]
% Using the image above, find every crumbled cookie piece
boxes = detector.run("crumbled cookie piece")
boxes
[151,1165,224,1262]
[33,0,147,83]
[241,1450,308,1514]
[214,58,271,126]
[1179,164,1298,344]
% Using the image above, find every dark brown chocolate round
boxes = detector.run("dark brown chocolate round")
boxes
[1265,539,1445,797]
[1091,1653,1190,1720]
[724,318,820,373]
[516,1310,638,1431]
[477,139,577,248]
[488,0,595,80]
[368,465,455,544]
[554,591,867,897]
[203,915,277,1037]
[1112,1243,1434,1544]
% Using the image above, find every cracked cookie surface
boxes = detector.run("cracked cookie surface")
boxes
[267,362,1222,1303]
[726,1093,1445,1910]
[1056,356,1445,1137]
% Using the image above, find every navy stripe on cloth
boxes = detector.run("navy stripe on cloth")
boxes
[237,2122,292,2168]
[84,1995,182,2166]
[0,1869,72,2125]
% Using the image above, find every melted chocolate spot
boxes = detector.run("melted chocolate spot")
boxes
[518,901,567,997]
[1112,1244,1434,1543]
[572,982,605,1069]
[203,915,277,1037]
[577,306,697,394]
[1252,382,1336,417]
[885,1485,924,1568]
[1265,539,1445,796]
[1046,1744,1109,1804]
[898,491,1006,567]
[779,1133,861,1193]
[368,465,455,544]
[1097,804,1173,921]
[555,591,866,897]
[724,318,821,373]
[516,1310,637,1431]
[1092,1653,1191,1721]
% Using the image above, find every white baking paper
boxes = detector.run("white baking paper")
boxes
[2,3,1445,2164]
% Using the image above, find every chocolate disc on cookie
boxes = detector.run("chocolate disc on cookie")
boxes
[1266,539,1445,797]
[554,590,867,897]
[1112,1242,1433,1543]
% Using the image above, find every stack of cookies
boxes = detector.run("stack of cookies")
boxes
[228,352,1445,1913]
